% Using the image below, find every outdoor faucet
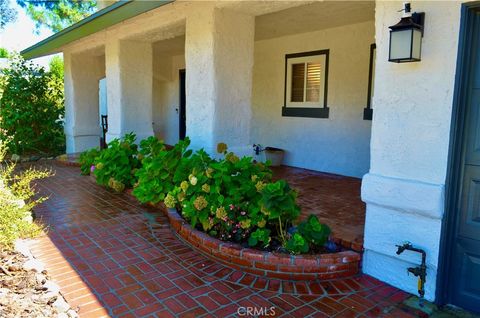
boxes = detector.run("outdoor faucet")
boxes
[396,242,427,306]
[253,144,263,156]
[396,242,412,255]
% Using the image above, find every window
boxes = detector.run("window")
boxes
[283,50,329,118]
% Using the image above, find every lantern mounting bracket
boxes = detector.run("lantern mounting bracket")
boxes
[411,12,425,37]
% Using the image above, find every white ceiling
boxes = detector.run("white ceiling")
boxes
[153,35,185,56]
[150,1,375,55]
[255,1,375,40]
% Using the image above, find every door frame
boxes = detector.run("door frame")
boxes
[437,1,480,305]
[179,69,186,140]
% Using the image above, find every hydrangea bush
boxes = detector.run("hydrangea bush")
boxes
[79,135,332,254]
[132,137,191,204]
[78,147,100,175]
[93,133,140,192]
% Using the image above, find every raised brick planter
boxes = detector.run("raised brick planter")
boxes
[123,189,361,281]
[55,154,81,167]
[167,207,360,280]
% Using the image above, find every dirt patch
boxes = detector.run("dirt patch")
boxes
[0,250,77,318]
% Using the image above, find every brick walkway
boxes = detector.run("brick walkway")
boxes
[272,166,365,251]
[28,162,420,318]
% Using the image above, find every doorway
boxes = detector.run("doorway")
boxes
[179,69,186,140]
[441,2,480,313]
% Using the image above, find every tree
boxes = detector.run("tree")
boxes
[0,48,9,58]
[0,56,65,155]
[0,0,17,29]
[16,0,96,33]
[48,55,64,80]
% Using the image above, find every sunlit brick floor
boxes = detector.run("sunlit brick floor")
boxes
[272,166,365,252]
[25,162,424,317]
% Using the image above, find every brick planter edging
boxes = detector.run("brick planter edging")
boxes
[164,206,361,280]
[55,157,81,167]
[121,189,361,281]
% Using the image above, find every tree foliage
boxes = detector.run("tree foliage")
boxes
[0,56,65,155]
[48,55,64,79]
[0,47,9,58]
[0,0,17,29]
[16,0,96,33]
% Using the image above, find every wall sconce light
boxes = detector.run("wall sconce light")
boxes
[388,3,425,63]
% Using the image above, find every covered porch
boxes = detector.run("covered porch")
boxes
[52,0,373,254]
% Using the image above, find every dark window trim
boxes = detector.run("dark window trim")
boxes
[364,43,376,120]
[282,49,329,118]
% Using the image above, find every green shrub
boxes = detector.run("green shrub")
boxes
[133,138,192,204]
[260,179,300,244]
[297,214,331,246]
[78,148,100,175]
[91,134,331,255]
[248,228,271,248]
[94,133,139,192]
[0,140,49,248]
[165,145,331,254]
[0,48,9,58]
[48,56,63,80]
[286,233,309,254]
[286,215,331,254]
[138,136,166,159]
[166,145,274,239]
[0,55,64,155]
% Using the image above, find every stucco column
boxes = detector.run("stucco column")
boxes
[361,2,461,301]
[105,39,154,143]
[64,51,104,153]
[185,4,254,156]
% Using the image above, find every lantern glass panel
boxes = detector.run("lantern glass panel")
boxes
[390,29,412,61]
[411,28,422,60]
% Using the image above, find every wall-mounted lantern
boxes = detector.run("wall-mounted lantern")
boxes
[388,3,425,63]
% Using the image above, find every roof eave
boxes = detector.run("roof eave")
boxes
[21,0,173,60]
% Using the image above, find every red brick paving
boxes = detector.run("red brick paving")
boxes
[272,166,365,251]
[26,162,419,317]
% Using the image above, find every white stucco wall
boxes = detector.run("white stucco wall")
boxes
[252,21,374,178]
[64,51,105,153]
[153,54,185,145]
[362,1,462,301]
[185,4,255,156]
[105,39,154,143]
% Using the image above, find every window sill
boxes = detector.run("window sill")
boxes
[282,107,329,118]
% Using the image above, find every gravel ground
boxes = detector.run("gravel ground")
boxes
[0,248,78,318]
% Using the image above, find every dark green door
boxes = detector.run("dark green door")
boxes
[450,9,480,313]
